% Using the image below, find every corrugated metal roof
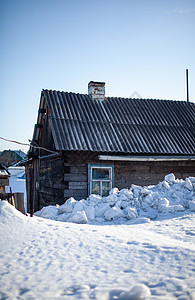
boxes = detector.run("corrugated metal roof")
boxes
[41,89,195,155]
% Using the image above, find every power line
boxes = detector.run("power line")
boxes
[0,136,58,154]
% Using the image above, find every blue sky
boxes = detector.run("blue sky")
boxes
[0,0,195,152]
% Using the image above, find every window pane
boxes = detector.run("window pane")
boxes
[92,168,110,180]
[92,181,100,195]
[102,181,110,197]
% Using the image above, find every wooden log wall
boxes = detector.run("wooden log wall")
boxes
[64,152,195,201]
[0,178,9,187]
[64,152,88,200]
[26,150,195,210]
[25,160,38,213]
[114,159,195,189]
[25,163,30,212]
[38,154,64,208]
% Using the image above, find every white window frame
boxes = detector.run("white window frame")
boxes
[88,164,114,197]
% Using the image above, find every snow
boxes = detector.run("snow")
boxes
[34,174,195,225]
[0,174,195,299]
[6,166,27,210]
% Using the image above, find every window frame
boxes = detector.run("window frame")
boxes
[88,164,114,197]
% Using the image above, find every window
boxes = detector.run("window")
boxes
[88,165,114,197]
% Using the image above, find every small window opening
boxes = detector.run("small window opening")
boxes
[89,165,113,197]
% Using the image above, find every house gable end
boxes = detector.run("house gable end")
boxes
[31,92,57,154]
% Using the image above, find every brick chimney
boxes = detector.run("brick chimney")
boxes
[88,81,105,101]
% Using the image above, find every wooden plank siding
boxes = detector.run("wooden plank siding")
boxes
[63,158,88,201]
[26,150,195,211]
[0,178,9,187]
[38,154,64,208]
[114,160,195,189]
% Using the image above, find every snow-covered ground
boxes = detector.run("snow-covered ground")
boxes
[6,166,27,210]
[0,174,195,299]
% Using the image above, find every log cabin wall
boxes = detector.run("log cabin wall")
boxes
[26,150,195,211]
[64,151,195,201]
[113,159,195,189]
[38,153,64,208]
[25,159,39,212]
[25,163,30,212]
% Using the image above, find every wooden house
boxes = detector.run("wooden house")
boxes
[26,81,195,212]
[0,163,10,193]
[0,150,26,167]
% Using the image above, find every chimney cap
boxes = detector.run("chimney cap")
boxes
[88,81,105,87]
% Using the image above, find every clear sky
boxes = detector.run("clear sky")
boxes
[0,0,194,153]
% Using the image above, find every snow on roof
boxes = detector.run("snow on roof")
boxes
[8,166,25,178]
[14,150,26,159]
[0,163,10,177]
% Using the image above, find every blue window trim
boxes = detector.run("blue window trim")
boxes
[88,164,114,196]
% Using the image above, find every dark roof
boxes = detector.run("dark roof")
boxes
[0,163,10,178]
[14,150,26,159]
[36,89,195,155]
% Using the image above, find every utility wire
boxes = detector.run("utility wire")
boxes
[0,136,58,154]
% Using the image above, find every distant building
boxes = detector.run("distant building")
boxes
[0,163,10,193]
[0,150,26,167]
[26,81,195,212]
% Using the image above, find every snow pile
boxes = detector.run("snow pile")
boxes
[0,199,24,219]
[35,174,195,224]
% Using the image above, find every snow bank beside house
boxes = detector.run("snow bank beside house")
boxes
[35,174,195,224]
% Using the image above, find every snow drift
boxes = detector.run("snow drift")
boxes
[0,174,195,299]
[35,174,195,224]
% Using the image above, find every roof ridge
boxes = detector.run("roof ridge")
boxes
[106,96,192,103]
[42,89,88,96]
[42,89,194,103]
